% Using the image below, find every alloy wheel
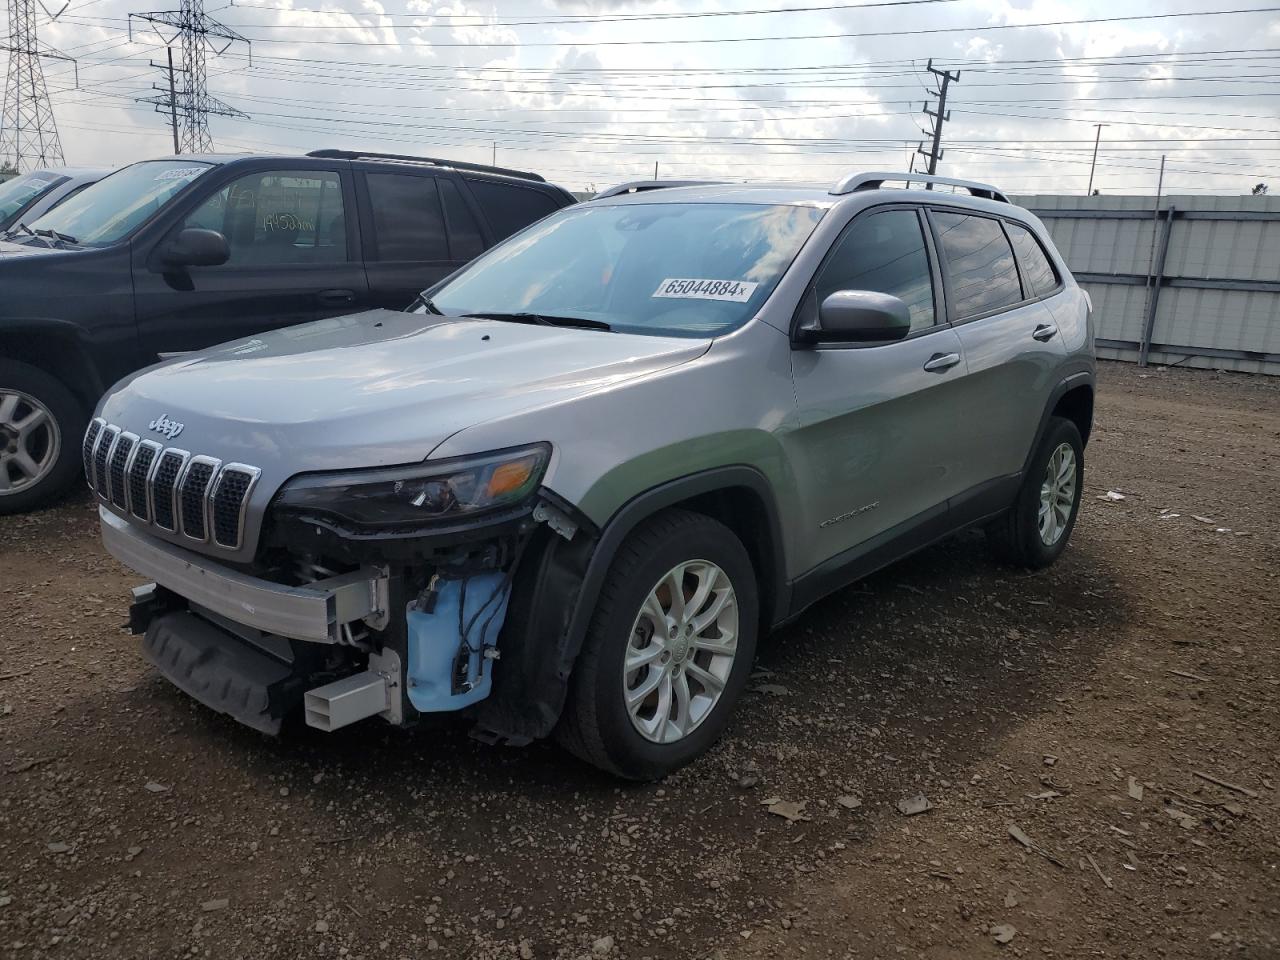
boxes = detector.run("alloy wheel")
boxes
[0,389,60,497]
[1038,441,1077,546]
[622,559,739,745]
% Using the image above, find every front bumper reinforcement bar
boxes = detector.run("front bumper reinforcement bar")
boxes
[100,506,388,643]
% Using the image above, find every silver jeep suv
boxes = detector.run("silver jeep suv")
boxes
[88,172,1094,780]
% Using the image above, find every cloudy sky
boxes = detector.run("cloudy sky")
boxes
[19,0,1280,195]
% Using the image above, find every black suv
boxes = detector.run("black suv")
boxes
[0,149,576,513]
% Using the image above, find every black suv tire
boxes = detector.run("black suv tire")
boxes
[557,509,759,780]
[988,415,1084,568]
[0,359,86,515]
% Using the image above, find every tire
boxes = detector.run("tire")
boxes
[988,416,1084,568]
[557,509,759,780]
[0,359,87,515]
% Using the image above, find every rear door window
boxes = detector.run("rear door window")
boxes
[814,208,937,331]
[932,210,1023,319]
[465,179,561,241]
[1005,221,1059,297]
[366,173,449,261]
[439,178,485,261]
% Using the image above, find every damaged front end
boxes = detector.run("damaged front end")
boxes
[108,443,597,743]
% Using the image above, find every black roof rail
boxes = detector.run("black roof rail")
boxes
[306,149,546,183]
[593,179,725,199]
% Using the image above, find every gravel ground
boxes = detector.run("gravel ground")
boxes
[1,360,1277,960]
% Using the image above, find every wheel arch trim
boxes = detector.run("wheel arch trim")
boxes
[1021,369,1094,477]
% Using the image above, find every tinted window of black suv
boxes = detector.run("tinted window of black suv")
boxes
[0,151,575,515]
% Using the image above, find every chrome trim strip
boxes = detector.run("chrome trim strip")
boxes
[97,426,121,504]
[129,439,164,523]
[153,448,190,532]
[83,418,105,490]
[207,462,262,551]
[112,432,140,510]
[100,507,384,643]
[178,454,221,543]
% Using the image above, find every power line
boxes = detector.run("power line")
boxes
[48,5,1280,49]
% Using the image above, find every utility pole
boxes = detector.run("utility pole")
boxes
[129,0,250,153]
[916,58,959,180]
[137,47,183,154]
[0,0,75,171]
[1086,123,1107,196]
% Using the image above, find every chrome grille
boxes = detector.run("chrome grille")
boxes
[179,458,218,541]
[82,419,102,484]
[152,450,187,532]
[127,441,160,520]
[93,425,119,499]
[108,434,136,510]
[83,420,260,551]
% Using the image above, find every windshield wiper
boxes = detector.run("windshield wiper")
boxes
[33,226,77,245]
[4,222,53,246]
[411,295,443,315]
[462,311,612,332]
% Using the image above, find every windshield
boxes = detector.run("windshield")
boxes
[424,201,825,337]
[28,160,212,246]
[0,172,64,226]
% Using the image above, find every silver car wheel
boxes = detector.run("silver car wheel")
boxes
[0,389,60,496]
[623,559,739,745]
[1038,441,1077,546]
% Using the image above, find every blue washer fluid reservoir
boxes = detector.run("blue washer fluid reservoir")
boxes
[406,573,510,713]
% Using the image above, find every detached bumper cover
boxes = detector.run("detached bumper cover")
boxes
[99,506,388,643]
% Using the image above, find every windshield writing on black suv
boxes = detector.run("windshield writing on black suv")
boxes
[28,160,212,247]
[423,201,825,338]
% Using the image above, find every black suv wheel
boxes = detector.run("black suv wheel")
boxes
[0,359,85,515]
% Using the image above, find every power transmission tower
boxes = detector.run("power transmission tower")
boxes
[129,0,249,153]
[0,0,76,171]
[916,59,959,178]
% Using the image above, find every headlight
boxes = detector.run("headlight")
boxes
[274,444,550,529]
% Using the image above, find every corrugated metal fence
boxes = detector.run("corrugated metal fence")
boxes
[1013,194,1280,375]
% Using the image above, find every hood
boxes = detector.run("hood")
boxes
[99,309,710,476]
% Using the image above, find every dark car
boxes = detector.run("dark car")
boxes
[0,167,111,232]
[0,149,576,513]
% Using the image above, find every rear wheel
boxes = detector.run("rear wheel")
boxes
[988,416,1084,568]
[0,360,85,515]
[557,509,759,780]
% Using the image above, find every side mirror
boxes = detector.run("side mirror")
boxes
[800,290,912,344]
[161,228,229,268]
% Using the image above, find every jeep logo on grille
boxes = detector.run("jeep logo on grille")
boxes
[148,414,185,440]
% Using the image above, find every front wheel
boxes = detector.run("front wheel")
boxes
[557,509,759,780]
[988,415,1084,568]
[0,360,86,515]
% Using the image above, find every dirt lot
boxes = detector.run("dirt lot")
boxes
[1,360,1278,960]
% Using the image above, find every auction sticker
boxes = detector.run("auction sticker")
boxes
[653,278,758,303]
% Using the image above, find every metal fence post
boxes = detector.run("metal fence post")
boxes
[1138,204,1176,367]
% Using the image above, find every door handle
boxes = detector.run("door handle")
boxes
[923,352,962,372]
[317,288,356,306]
[1032,322,1059,342]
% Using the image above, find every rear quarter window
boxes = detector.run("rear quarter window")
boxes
[465,179,562,242]
[1005,221,1060,297]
